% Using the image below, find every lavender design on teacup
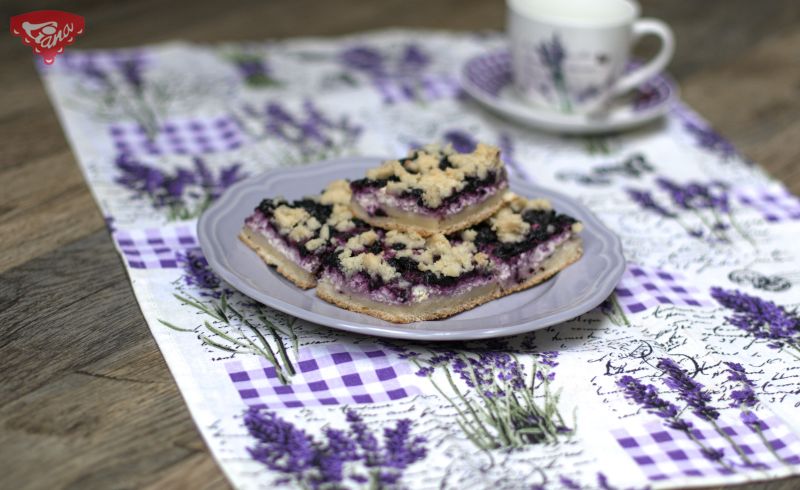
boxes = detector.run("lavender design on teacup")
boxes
[537,35,571,113]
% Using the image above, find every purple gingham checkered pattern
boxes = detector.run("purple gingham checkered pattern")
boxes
[733,186,800,223]
[109,116,247,157]
[113,225,197,269]
[226,345,421,409]
[374,74,461,104]
[613,416,800,481]
[615,264,713,314]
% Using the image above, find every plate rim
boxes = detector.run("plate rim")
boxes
[198,156,626,340]
[460,49,679,135]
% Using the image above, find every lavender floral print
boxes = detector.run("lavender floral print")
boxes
[244,408,427,488]
[115,154,246,220]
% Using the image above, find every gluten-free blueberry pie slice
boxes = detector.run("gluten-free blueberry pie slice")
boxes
[239,180,370,289]
[453,192,584,296]
[315,193,583,323]
[349,143,509,236]
[315,229,499,323]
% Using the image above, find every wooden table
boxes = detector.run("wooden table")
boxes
[1,1,798,488]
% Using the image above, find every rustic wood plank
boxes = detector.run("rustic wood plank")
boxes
[679,27,800,194]
[1,0,798,488]
[0,150,104,273]
[0,230,220,489]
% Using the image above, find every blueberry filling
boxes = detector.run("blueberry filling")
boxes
[352,169,507,217]
[250,200,372,262]
[257,197,333,223]
[438,155,453,170]
[458,210,577,260]
[350,175,401,192]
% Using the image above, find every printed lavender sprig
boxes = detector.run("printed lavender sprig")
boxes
[616,375,730,468]
[60,53,161,137]
[657,358,755,467]
[237,100,361,164]
[627,177,754,245]
[681,115,740,161]
[532,472,647,490]
[407,347,572,450]
[244,408,427,488]
[710,287,800,359]
[228,53,280,87]
[176,248,224,297]
[724,362,788,466]
[159,252,298,384]
[600,293,631,327]
[161,293,298,384]
[537,35,571,113]
[339,43,436,103]
[115,154,246,220]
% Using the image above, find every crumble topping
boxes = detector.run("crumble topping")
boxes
[319,179,352,205]
[345,230,379,251]
[491,208,528,243]
[416,235,479,277]
[329,204,356,232]
[273,205,322,242]
[305,237,327,251]
[360,143,505,209]
[339,249,399,282]
[461,229,478,242]
[333,229,491,282]
[503,192,552,212]
[385,229,426,249]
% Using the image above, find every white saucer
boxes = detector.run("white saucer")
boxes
[461,50,678,135]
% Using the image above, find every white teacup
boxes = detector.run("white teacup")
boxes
[507,0,674,114]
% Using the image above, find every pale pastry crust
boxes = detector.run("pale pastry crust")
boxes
[239,227,317,289]
[316,279,502,324]
[315,235,584,323]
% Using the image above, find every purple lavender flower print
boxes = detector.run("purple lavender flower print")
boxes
[340,46,386,77]
[339,43,436,104]
[656,358,719,422]
[115,57,146,94]
[230,53,279,87]
[683,118,739,161]
[616,374,729,467]
[617,375,693,432]
[626,189,676,218]
[411,347,571,449]
[177,248,223,297]
[537,35,571,112]
[724,362,788,465]
[245,408,427,488]
[628,178,753,244]
[710,287,800,356]
[61,52,160,137]
[657,357,755,466]
[341,43,431,79]
[241,100,361,164]
[115,154,246,220]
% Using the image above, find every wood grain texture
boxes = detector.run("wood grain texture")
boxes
[0,1,798,488]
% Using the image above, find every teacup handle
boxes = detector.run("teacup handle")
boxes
[610,18,675,97]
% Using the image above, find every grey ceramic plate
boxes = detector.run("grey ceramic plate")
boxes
[198,157,625,340]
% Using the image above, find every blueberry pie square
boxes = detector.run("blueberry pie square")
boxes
[239,180,370,288]
[315,229,499,323]
[349,143,509,236]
